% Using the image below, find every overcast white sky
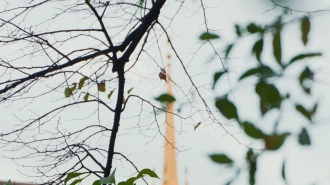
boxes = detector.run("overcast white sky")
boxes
[1,0,330,185]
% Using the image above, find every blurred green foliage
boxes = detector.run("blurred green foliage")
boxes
[206,9,322,185]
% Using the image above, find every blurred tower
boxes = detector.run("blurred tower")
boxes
[162,39,179,185]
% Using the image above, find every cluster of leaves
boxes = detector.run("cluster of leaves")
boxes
[64,76,134,103]
[63,168,159,185]
[64,76,90,100]
[209,150,258,185]
[206,13,320,184]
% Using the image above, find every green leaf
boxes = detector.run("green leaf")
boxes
[239,65,274,81]
[273,30,282,65]
[247,23,264,33]
[70,82,77,92]
[100,168,116,184]
[109,168,116,183]
[298,127,311,146]
[295,104,312,121]
[246,150,258,185]
[242,121,264,139]
[299,67,313,94]
[125,177,137,185]
[155,93,176,103]
[246,150,254,161]
[127,87,134,94]
[92,180,101,185]
[199,31,220,40]
[209,154,233,164]
[301,17,310,45]
[252,38,263,62]
[64,172,84,185]
[288,53,321,65]
[137,168,159,179]
[225,44,234,58]
[5,180,11,185]
[311,103,318,118]
[299,66,312,85]
[215,97,238,120]
[139,0,144,7]
[64,87,72,98]
[282,160,286,183]
[100,177,114,184]
[264,133,290,150]
[83,93,89,102]
[212,70,227,89]
[255,81,282,115]
[239,68,259,80]
[108,89,115,99]
[78,76,88,89]
[69,178,84,185]
[118,182,130,185]
[235,24,241,36]
[256,66,275,79]
[303,87,310,94]
[249,155,257,185]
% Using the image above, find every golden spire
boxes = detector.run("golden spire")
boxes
[162,39,179,185]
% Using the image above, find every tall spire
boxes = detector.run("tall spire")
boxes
[162,39,179,185]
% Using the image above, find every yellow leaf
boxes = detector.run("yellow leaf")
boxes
[127,87,133,94]
[97,82,106,92]
[70,82,77,92]
[194,122,201,131]
[108,89,115,99]
[84,93,90,101]
[64,87,72,98]
[79,76,88,89]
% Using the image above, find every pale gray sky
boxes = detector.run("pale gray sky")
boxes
[1,0,330,185]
